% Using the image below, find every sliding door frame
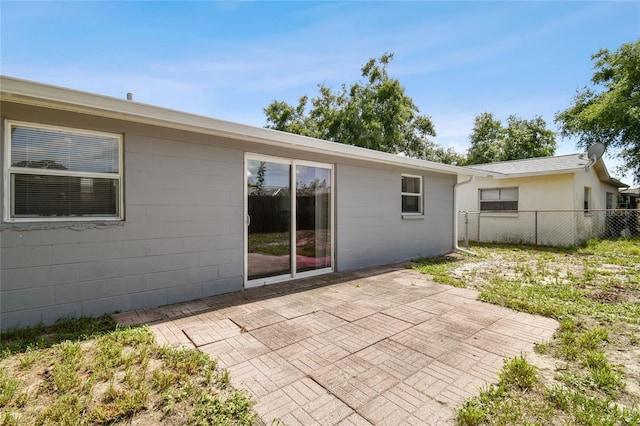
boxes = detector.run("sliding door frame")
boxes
[244,153,334,289]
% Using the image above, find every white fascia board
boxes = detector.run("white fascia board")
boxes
[481,167,628,187]
[1,76,487,177]
[484,168,581,179]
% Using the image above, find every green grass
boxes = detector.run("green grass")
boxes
[248,230,330,257]
[413,238,640,425]
[0,318,256,425]
[0,315,118,358]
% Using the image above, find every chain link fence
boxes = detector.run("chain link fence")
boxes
[458,209,640,247]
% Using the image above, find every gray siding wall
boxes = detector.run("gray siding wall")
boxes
[1,118,244,329]
[1,104,457,330]
[335,164,455,270]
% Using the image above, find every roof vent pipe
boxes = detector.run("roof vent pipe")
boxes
[126,93,133,101]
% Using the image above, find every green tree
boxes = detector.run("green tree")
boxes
[467,112,505,165]
[264,53,446,160]
[503,115,556,161]
[555,40,640,183]
[466,113,556,165]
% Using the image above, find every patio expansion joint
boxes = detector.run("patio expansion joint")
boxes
[227,317,252,333]
[304,373,375,424]
[377,311,416,327]
[181,329,198,348]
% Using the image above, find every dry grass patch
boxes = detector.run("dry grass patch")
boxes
[414,238,640,425]
[0,323,256,425]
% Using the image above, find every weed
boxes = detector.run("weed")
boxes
[579,326,609,350]
[0,315,117,358]
[582,350,608,369]
[152,369,178,392]
[424,240,640,425]
[1,320,256,424]
[0,368,20,406]
[589,363,625,398]
[51,360,82,392]
[413,255,466,288]
[1,411,19,426]
[534,341,549,354]
[498,355,538,390]
[35,394,85,425]
[188,390,256,426]
[17,346,40,369]
[217,369,230,387]
[456,397,488,425]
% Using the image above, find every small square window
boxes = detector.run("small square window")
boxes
[401,175,422,214]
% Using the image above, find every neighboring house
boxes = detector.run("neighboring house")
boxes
[619,187,639,209]
[456,154,629,246]
[0,76,484,329]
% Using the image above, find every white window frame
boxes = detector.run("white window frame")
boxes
[244,153,335,289]
[584,186,592,213]
[606,192,614,210]
[3,120,124,222]
[401,174,423,216]
[479,187,519,213]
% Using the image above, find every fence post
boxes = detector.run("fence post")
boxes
[464,211,469,248]
[535,210,538,246]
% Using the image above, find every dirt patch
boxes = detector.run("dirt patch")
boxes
[588,290,626,304]
[448,245,640,408]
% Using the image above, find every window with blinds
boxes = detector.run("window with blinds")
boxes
[479,187,518,211]
[5,121,123,221]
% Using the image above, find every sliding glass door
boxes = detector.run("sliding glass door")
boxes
[295,164,331,273]
[245,156,332,287]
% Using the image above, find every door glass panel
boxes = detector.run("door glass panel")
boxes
[247,160,291,280]
[296,165,331,273]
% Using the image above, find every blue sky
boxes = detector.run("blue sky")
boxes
[1,1,638,181]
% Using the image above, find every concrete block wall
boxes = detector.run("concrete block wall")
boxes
[1,103,459,330]
[1,116,244,329]
[336,164,455,271]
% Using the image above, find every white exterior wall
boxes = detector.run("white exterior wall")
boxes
[457,169,623,246]
[573,167,623,242]
[458,168,618,246]
[336,165,454,270]
[458,174,574,245]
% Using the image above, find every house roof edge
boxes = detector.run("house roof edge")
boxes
[0,76,487,177]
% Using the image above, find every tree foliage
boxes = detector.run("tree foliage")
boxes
[467,113,504,165]
[264,53,456,161]
[555,40,640,183]
[466,113,556,165]
[503,115,557,161]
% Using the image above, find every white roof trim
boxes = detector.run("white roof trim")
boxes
[480,167,627,187]
[0,76,487,177]
[486,168,578,179]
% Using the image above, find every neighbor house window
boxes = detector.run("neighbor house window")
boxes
[479,187,518,211]
[606,192,614,209]
[401,174,422,214]
[4,120,123,221]
[584,187,591,212]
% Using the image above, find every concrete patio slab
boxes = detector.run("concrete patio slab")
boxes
[114,263,558,425]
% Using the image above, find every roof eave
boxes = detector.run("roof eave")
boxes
[0,76,487,177]
[477,168,580,179]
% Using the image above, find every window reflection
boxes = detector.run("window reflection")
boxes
[296,165,331,273]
